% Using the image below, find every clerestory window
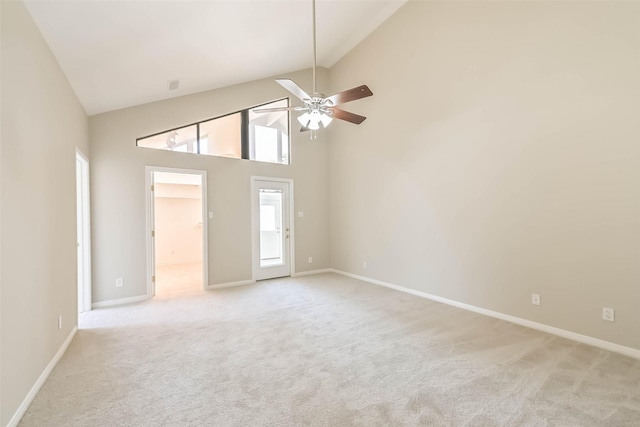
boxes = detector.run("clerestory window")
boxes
[136,98,290,165]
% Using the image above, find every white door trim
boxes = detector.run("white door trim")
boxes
[145,166,209,297]
[251,176,295,280]
[75,148,92,313]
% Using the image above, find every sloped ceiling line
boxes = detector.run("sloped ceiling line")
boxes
[24,0,407,115]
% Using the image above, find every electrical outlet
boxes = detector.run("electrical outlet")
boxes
[531,293,540,306]
[603,307,615,322]
[308,257,313,263]
[363,261,367,269]
[58,315,62,330]
[116,277,124,288]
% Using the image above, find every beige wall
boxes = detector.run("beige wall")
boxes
[329,1,640,350]
[90,68,330,303]
[154,182,201,199]
[1,1,89,424]
[155,184,203,265]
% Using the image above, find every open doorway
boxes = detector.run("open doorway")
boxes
[146,167,208,298]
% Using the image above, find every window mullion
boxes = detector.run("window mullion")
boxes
[196,124,201,154]
[241,109,249,160]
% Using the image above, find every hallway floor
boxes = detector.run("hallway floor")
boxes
[155,262,203,299]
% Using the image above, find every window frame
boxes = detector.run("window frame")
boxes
[136,98,291,165]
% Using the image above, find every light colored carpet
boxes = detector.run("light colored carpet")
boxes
[19,273,640,426]
[155,262,204,299]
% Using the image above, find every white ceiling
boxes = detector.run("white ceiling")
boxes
[24,0,407,116]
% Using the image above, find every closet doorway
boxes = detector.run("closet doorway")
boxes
[146,167,208,298]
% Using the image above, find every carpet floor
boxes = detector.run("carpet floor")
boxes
[19,273,640,426]
[155,262,204,299]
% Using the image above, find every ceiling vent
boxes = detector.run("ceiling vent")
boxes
[167,79,180,91]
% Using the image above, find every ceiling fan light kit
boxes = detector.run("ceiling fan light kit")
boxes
[254,0,373,136]
[297,107,332,130]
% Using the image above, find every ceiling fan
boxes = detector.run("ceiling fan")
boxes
[253,0,373,133]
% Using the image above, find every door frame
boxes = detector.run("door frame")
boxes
[251,176,295,280]
[145,166,208,296]
[76,148,92,312]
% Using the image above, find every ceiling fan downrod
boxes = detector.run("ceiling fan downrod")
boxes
[312,0,317,95]
[252,0,373,135]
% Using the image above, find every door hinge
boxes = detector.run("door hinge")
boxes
[151,184,154,191]
[152,275,156,282]
[151,230,155,237]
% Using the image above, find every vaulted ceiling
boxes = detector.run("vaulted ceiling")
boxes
[25,0,406,115]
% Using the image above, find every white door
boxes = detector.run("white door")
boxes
[76,150,91,313]
[252,179,291,280]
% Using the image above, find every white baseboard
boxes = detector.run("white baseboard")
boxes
[208,270,332,288]
[330,269,640,360]
[292,268,332,277]
[207,279,255,290]
[7,326,78,427]
[92,294,150,309]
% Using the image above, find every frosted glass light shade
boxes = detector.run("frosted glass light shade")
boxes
[308,111,321,130]
[297,110,332,130]
[297,112,311,127]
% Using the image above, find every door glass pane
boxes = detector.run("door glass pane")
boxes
[259,189,283,267]
[260,205,276,231]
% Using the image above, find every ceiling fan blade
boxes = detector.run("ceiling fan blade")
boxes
[252,106,304,113]
[324,85,373,106]
[300,126,311,133]
[329,107,367,125]
[276,79,311,102]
